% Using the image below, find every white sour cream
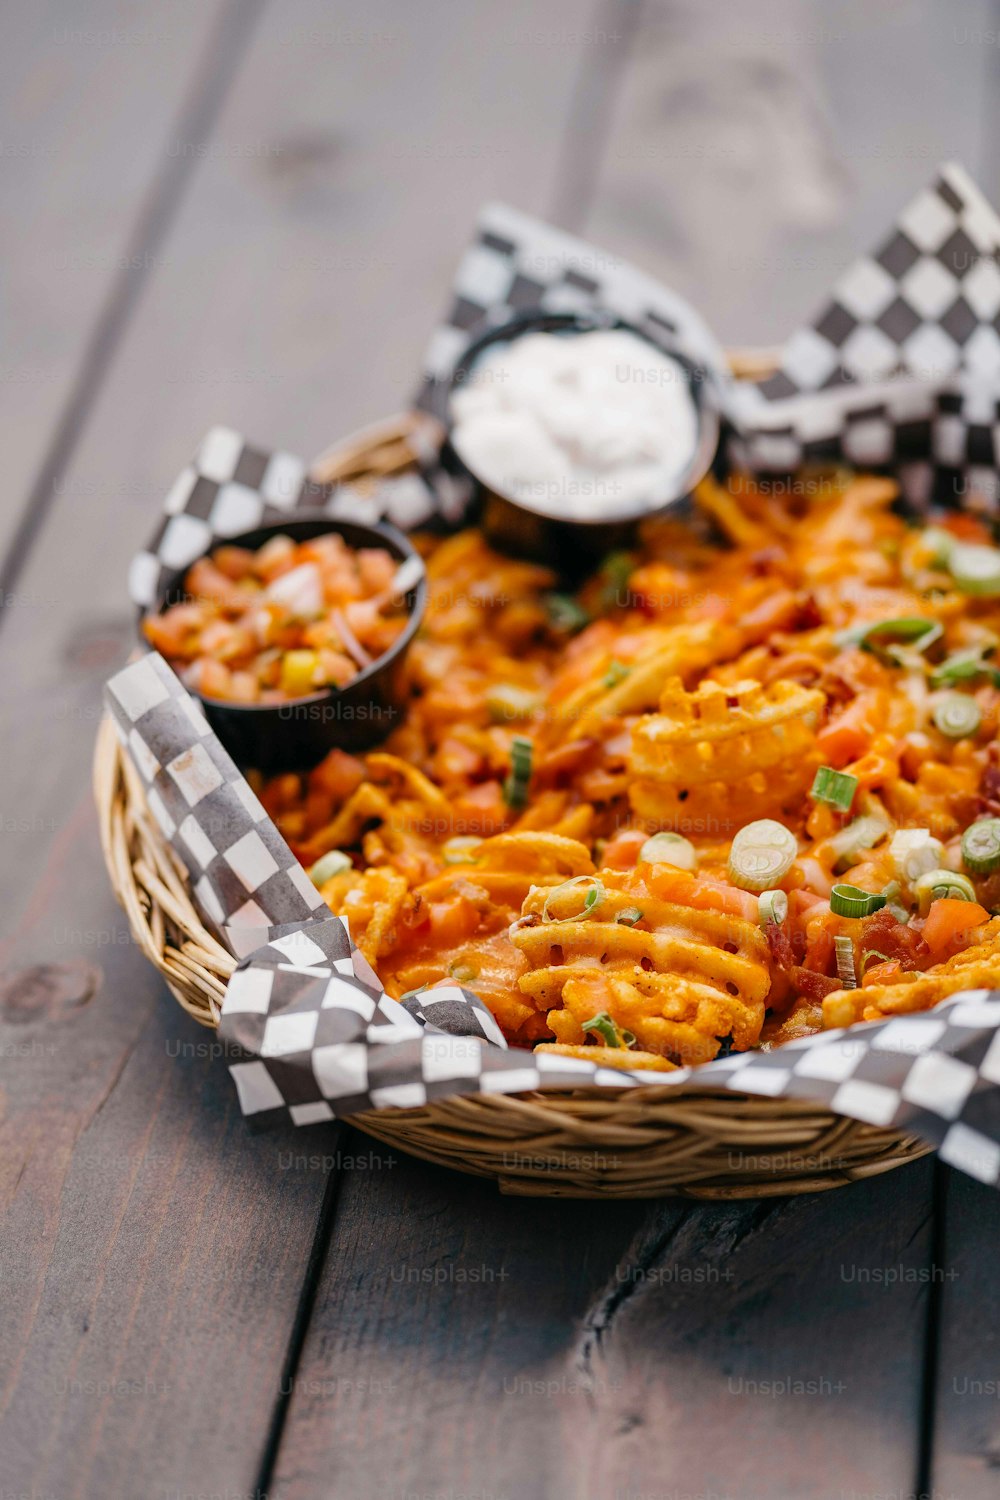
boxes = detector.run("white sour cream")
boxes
[449,328,701,520]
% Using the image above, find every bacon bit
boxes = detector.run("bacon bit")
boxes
[859,907,931,969]
[535,738,601,783]
[601,829,648,869]
[978,761,1000,817]
[790,967,842,1001]
[765,921,796,971]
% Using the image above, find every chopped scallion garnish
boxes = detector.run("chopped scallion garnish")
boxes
[541,874,606,924]
[810,766,858,812]
[930,645,1000,689]
[932,691,982,739]
[615,906,644,926]
[728,819,798,892]
[834,616,942,662]
[308,849,352,885]
[962,818,1000,875]
[830,883,888,919]
[582,1010,635,1049]
[948,542,1000,597]
[545,593,590,633]
[503,735,533,808]
[827,814,890,872]
[757,889,788,926]
[602,658,630,689]
[639,831,697,871]
[834,934,858,988]
[913,868,977,914]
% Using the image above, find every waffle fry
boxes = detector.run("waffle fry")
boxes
[264,474,1000,1066]
[629,676,825,831]
[511,870,771,1064]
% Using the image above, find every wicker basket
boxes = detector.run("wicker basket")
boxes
[93,401,932,1199]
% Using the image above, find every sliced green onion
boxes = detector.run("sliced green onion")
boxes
[582,1010,635,1049]
[442,836,482,865]
[308,849,352,885]
[962,818,1000,875]
[930,645,1000,688]
[602,658,630,689]
[862,947,894,971]
[932,691,982,739]
[835,617,942,661]
[639,831,697,871]
[810,766,858,812]
[889,829,945,884]
[599,551,635,610]
[921,527,957,567]
[948,542,1000,597]
[503,735,533,808]
[486,684,542,723]
[728,819,798,892]
[545,593,590,633]
[830,883,888,918]
[615,907,644,926]
[827,814,890,872]
[448,961,477,983]
[913,868,978,914]
[757,889,788,926]
[541,874,605,924]
[880,880,911,923]
[834,934,858,988]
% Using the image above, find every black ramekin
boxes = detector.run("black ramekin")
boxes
[435,307,721,573]
[143,513,427,774]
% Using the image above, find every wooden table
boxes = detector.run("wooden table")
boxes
[2,4,999,1496]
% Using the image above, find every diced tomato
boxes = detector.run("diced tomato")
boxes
[601,829,649,869]
[427,897,481,946]
[921,899,990,959]
[817,704,870,767]
[452,781,507,836]
[862,959,903,988]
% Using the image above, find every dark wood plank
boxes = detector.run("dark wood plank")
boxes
[587,0,994,346]
[0,816,333,1499]
[270,1149,935,1500]
[0,0,597,1493]
[929,1166,1000,1499]
[0,0,248,567]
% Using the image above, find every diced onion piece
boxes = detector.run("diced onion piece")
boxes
[265,561,324,619]
[961,818,1000,875]
[931,691,982,739]
[757,889,788,926]
[309,849,352,885]
[830,883,888,919]
[810,766,858,812]
[948,542,1000,597]
[913,868,977,915]
[639,831,697,871]
[728,819,797,892]
[389,554,425,600]
[921,527,957,567]
[834,934,857,988]
[889,829,945,884]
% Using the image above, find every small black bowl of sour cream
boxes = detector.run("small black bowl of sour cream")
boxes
[439,308,720,562]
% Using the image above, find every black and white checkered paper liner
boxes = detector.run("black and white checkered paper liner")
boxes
[127,425,456,615]
[105,650,1000,1186]
[418,166,1000,513]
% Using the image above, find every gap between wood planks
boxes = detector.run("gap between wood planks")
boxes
[0,0,266,632]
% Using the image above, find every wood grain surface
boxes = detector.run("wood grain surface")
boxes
[1,3,998,1498]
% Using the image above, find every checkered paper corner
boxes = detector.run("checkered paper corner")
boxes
[727,161,1000,508]
[128,425,450,614]
[413,199,729,415]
